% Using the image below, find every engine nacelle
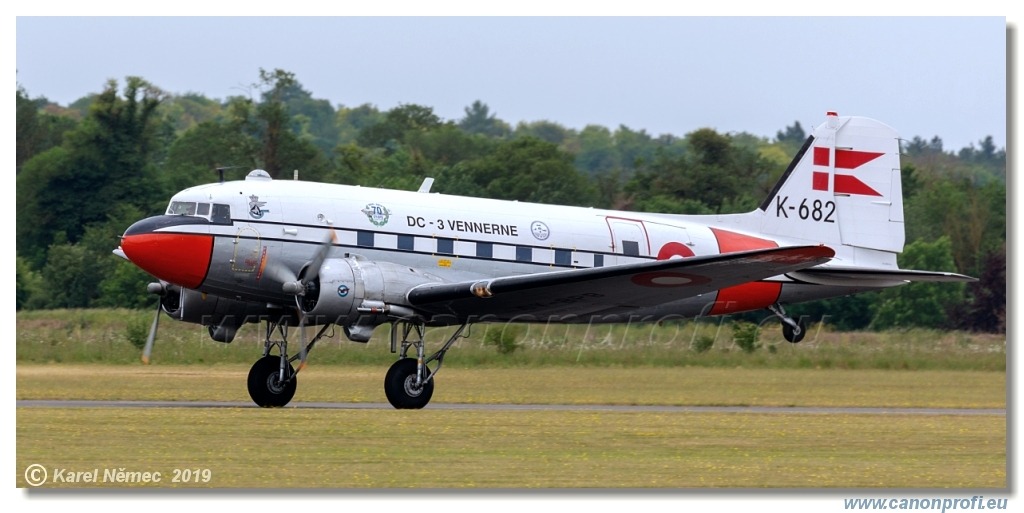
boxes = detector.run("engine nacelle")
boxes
[163,286,286,343]
[301,257,445,341]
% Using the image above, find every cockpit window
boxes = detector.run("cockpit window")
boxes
[167,201,197,216]
[167,201,232,225]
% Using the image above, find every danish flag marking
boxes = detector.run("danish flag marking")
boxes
[811,147,884,196]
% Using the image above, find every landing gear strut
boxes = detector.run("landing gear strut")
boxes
[246,319,331,407]
[384,322,468,409]
[769,303,807,344]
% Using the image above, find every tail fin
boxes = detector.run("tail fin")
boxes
[756,112,905,266]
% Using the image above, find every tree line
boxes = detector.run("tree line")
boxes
[15,69,1006,333]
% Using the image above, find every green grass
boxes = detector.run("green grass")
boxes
[16,407,1005,488]
[16,364,1007,409]
[16,309,1007,371]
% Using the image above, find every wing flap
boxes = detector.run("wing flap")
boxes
[407,245,834,321]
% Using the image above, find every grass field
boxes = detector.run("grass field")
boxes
[16,364,1006,489]
[15,310,1008,489]
[16,406,1006,489]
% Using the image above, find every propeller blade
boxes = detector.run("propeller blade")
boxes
[296,307,309,373]
[303,226,337,285]
[141,299,161,364]
[275,227,336,294]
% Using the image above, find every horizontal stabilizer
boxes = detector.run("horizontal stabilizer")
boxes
[788,267,976,288]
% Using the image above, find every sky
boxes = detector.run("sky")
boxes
[13,15,1010,153]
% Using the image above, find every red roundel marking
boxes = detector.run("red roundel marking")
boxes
[631,271,710,288]
[657,241,695,260]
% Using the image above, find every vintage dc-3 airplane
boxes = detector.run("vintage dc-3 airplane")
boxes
[116,112,973,409]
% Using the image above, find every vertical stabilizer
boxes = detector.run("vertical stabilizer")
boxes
[756,112,905,265]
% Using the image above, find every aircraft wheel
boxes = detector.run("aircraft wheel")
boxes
[384,358,433,409]
[782,317,808,344]
[247,355,297,407]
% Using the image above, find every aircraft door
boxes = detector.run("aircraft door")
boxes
[606,217,651,258]
[232,226,263,274]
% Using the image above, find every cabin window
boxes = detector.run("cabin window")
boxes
[357,231,374,248]
[211,204,232,225]
[398,235,415,251]
[593,254,604,267]
[622,240,640,256]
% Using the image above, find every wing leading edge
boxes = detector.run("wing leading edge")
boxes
[406,245,835,321]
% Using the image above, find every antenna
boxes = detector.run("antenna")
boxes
[215,166,242,183]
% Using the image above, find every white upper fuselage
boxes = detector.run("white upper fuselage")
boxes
[169,172,774,284]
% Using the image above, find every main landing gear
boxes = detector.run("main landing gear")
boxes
[769,303,807,343]
[247,319,331,407]
[384,322,468,409]
[245,318,468,409]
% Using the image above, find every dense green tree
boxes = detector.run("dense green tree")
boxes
[252,68,297,177]
[775,120,806,146]
[458,100,510,138]
[904,178,1005,278]
[513,120,570,146]
[575,125,617,174]
[158,92,225,134]
[35,242,106,308]
[16,256,42,311]
[871,237,965,329]
[336,103,383,145]
[404,123,497,166]
[788,293,881,332]
[954,244,1006,333]
[17,87,78,173]
[625,128,770,213]
[358,103,444,149]
[278,81,340,156]
[437,136,597,206]
[161,120,260,191]
[17,77,166,265]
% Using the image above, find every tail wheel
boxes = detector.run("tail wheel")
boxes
[782,317,808,344]
[247,355,297,407]
[384,358,433,409]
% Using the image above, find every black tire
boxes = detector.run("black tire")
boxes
[782,317,808,344]
[247,355,297,407]
[384,358,433,409]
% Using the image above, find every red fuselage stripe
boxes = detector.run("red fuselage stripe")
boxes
[708,227,783,315]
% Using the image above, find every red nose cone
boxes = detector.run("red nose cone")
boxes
[121,229,213,289]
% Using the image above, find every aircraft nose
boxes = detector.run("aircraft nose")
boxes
[119,216,214,289]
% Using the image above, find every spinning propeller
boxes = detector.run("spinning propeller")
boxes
[277,225,337,372]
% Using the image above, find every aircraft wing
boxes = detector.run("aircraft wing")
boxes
[406,245,835,321]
